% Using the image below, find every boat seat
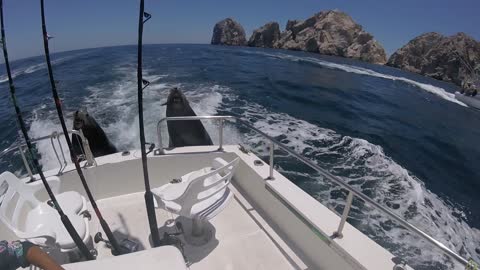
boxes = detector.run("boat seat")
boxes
[0,171,90,251]
[63,246,187,270]
[55,191,87,214]
[152,157,240,236]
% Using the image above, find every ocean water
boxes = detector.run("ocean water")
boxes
[1,44,479,269]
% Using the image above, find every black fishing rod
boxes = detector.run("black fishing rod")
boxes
[39,0,122,256]
[137,0,161,247]
[0,0,93,261]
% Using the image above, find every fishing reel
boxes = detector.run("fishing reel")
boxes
[159,221,187,261]
[94,232,140,255]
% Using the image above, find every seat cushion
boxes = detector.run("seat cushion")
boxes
[49,212,88,250]
[56,191,87,214]
[25,196,88,250]
[152,167,211,202]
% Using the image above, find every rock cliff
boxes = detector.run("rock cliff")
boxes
[387,32,480,86]
[211,18,247,46]
[248,22,280,48]
[273,10,387,64]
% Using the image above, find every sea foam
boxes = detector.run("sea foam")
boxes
[251,51,467,107]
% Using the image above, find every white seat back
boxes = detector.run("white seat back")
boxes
[177,158,239,217]
[0,172,60,235]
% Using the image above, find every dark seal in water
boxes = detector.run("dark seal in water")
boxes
[163,87,213,147]
[72,110,118,160]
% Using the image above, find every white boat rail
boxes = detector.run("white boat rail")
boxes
[156,115,470,267]
[0,129,95,179]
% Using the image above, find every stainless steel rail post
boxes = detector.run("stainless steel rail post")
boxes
[218,119,224,151]
[156,121,164,154]
[56,135,68,174]
[267,141,274,180]
[50,133,64,175]
[18,146,34,180]
[332,191,354,239]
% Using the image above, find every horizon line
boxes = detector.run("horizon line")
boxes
[2,42,212,63]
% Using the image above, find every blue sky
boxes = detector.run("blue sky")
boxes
[2,0,479,60]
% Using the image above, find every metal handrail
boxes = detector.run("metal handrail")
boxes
[0,130,95,179]
[156,115,470,266]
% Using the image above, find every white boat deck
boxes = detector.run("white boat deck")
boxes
[87,186,302,270]
[1,145,432,269]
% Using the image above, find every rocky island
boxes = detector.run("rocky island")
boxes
[210,10,479,89]
[273,10,387,64]
[387,32,480,88]
[211,10,387,64]
[211,18,247,46]
[248,22,280,48]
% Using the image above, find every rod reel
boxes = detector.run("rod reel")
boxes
[159,222,186,261]
[94,232,140,255]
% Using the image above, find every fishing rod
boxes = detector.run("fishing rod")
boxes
[39,0,122,256]
[0,0,93,260]
[137,0,161,247]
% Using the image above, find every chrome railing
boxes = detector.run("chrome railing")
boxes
[0,130,95,179]
[156,115,470,267]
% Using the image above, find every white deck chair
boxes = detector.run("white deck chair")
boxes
[152,157,240,236]
[0,171,90,251]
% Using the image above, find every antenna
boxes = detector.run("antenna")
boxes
[1,0,93,260]
[137,0,161,247]
[39,0,122,256]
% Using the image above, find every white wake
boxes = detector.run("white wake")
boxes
[251,51,466,107]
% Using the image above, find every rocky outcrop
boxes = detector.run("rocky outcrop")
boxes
[248,22,280,48]
[273,10,387,64]
[286,20,301,32]
[211,18,247,46]
[387,33,444,73]
[387,32,480,86]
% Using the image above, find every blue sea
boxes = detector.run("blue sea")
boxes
[1,44,479,269]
